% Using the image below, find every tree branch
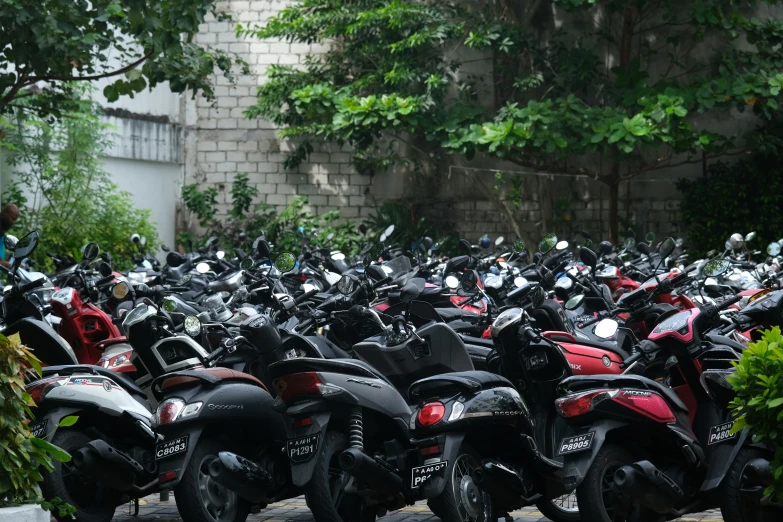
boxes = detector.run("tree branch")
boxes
[20,51,153,87]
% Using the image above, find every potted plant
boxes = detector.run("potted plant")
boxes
[0,333,75,521]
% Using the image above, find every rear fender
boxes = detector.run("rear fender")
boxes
[281,408,332,487]
[28,406,82,438]
[418,432,465,498]
[702,428,749,492]
[561,420,628,492]
[155,425,205,488]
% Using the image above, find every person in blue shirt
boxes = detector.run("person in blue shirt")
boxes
[0,204,21,268]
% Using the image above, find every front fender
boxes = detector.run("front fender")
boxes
[561,420,628,492]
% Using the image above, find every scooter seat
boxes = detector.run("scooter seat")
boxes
[704,333,746,352]
[557,374,689,413]
[435,308,479,322]
[41,364,147,402]
[409,371,513,401]
[158,368,268,393]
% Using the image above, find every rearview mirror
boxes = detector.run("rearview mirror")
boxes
[445,275,459,290]
[460,270,479,293]
[82,242,100,261]
[337,274,359,295]
[99,262,113,277]
[383,225,395,238]
[599,241,613,255]
[555,240,569,251]
[239,258,254,270]
[514,276,528,288]
[579,247,598,270]
[645,232,655,242]
[728,233,744,250]
[254,238,272,258]
[4,234,17,252]
[745,231,756,242]
[565,294,585,310]
[400,279,423,303]
[531,286,545,308]
[767,242,781,256]
[658,237,676,259]
[196,262,211,274]
[595,318,619,338]
[274,252,297,273]
[512,240,526,253]
[636,242,650,256]
[538,234,557,254]
[702,258,731,278]
[13,231,39,260]
[624,237,636,250]
[495,236,505,246]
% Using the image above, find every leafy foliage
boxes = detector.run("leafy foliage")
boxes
[181,179,363,256]
[0,0,247,118]
[730,327,783,497]
[0,333,74,516]
[2,88,158,271]
[677,151,783,256]
[242,0,783,241]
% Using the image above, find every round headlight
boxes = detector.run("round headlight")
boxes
[184,315,202,337]
[112,282,130,300]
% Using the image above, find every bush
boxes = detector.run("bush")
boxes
[364,201,460,257]
[729,327,783,497]
[181,176,363,256]
[2,86,159,271]
[0,333,74,517]
[677,153,783,257]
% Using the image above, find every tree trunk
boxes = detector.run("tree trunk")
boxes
[607,164,620,244]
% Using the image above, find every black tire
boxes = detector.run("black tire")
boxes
[536,493,581,522]
[720,447,777,522]
[40,430,118,522]
[304,431,375,522]
[174,437,250,522]
[575,444,657,522]
[427,444,493,522]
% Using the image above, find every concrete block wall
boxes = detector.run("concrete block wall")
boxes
[184,1,699,243]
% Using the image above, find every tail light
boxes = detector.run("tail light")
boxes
[155,398,185,424]
[98,351,132,368]
[555,389,619,418]
[612,390,676,423]
[416,402,446,426]
[26,376,66,404]
[273,372,342,404]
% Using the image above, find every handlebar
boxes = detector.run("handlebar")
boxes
[372,277,393,289]
[295,288,318,305]
[19,278,46,293]
[621,350,645,369]
[718,294,742,310]
[96,275,115,286]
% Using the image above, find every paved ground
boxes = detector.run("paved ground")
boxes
[105,494,725,521]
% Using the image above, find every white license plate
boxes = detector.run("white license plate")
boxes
[410,461,448,489]
[287,434,319,463]
[155,436,189,460]
[558,433,595,455]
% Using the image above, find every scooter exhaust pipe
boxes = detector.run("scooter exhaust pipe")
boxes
[614,461,684,514]
[472,460,528,511]
[207,452,272,504]
[72,440,139,492]
[339,448,402,495]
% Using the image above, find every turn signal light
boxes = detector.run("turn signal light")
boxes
[416,402,446,427]
[273,372,342,403]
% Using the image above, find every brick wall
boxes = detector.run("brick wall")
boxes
[183,1,746,244]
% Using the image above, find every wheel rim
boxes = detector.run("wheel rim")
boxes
[452,454,492,522]
[197,454,237,521]
[550,492,579,513]
[600,461,629,522]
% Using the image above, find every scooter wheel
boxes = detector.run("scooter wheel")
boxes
[174,437,250,522]
[427,444,493,522]
[536,493,581,522]
[40,430,119,522]
[720,447,777,522]
[304,431,375,522]
[575,444,658,522]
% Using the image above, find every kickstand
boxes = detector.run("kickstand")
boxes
[128,498,139,516]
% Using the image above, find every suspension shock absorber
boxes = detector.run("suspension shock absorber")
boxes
[348,407,363,451]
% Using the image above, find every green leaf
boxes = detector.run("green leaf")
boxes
[767,397,783,408]
[57,416,79,428]
[608,129,626,144]
[30,437,71,463]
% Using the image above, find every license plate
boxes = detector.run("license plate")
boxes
[558,433,595,455]
[410,461,448,489]
[287,434,319,463]
[708,422,738,445]
[155,436,189,460]
[30,419,48,438]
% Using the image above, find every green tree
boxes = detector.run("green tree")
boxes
[3,87,158,270]
[0,0,246,118]
[243,0,783,242]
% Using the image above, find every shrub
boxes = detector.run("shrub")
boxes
[181,177,363,256]
[677,153,783,257]
[2,86,159,271]
[0,333,74,517]
[729,327,783,497]
[364,201,460,257]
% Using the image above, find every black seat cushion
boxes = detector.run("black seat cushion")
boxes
[409,370,513,401]
[269,357,393,386]
[436,308,479,322]
[704,333,746,352]
[557,374,688,413]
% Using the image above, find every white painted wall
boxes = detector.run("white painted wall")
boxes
[103,157,181,252]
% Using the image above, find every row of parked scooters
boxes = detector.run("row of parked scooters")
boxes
[8,225,783,522]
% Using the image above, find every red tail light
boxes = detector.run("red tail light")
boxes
[417,402,446,426]
[556,389,618,418]
[612,390,676,423]
[273,372,342,403]
[26,377,65,404]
